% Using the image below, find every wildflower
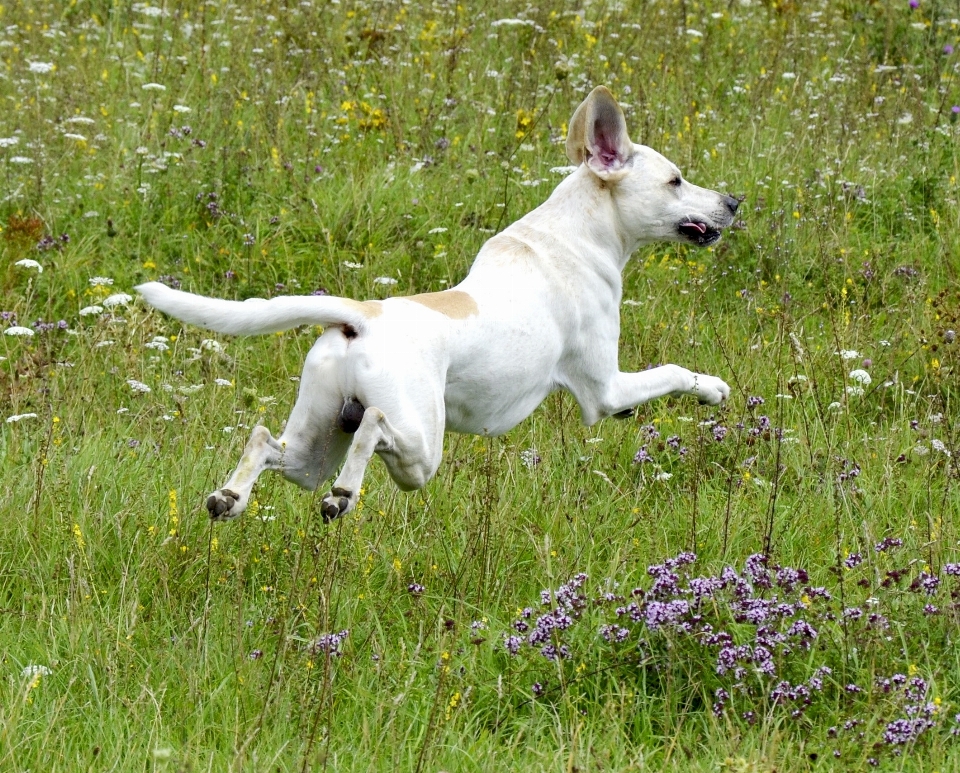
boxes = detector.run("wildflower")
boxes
[633,446,653,464]
[520,448,541,468]
[102,293,133,308]
[142,83,167,91]
[14,259,43,273]
[89,276,115,286]
[313,629,349,658]
[21,664,52,678]
[875,537,903,553]
[849,369,871,385]
[374,276,398,286]
[28,61,55,74]
[6,413,38,423]
[844,553,863,569]
[407,582,425,596]
[127,379,151,394]
[79,305,103,316]
[4,326,34,336]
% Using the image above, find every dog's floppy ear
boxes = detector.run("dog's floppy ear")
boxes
[565,86,633,180]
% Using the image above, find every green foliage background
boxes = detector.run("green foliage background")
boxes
[1,0,959,770]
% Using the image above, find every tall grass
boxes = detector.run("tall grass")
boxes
[1,0,959,770]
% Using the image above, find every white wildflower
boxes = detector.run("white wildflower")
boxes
[21,664,51,677]
[144,337,169,351]
[117,407,129,414]
[6,413,38,423]
[837,349,859,360]
[15,258,43,273]
[65,116,95,125]
[63,132,87,142]
[79,305,103,316]
[0,137,19,148]
[491,18,534,27]
[4,326,34,337]
[342,261,363,269]
[782,72,797,79]
[102,293,133,308]
[142,82,167,91]
[913,443,930,456]
[172,104,191,113]
[95,340,115,347]
[178,384,204,395]
[845,386,865,397]
[89,276,114,286]
[9,156,34,164]
[931,439,951,457]
[848,369,872,385]
[373,276,398,285]
[135,4,165,17]
[127,379,151,394]
[428,227,448,234]
[200,339,223,352]
[653,471,673,481]
[214,378,233,387]
[28,61,55,74]
[550,165,578,175]
[685,28,703,36]
[827,401,843,412]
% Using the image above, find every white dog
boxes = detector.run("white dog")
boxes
[137,86,738,522]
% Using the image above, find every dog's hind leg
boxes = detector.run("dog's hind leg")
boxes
[206,425,285,520]
[319,404,442,522]
[206,332,353,521]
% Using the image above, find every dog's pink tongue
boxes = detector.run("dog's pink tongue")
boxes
[682,221,706,234]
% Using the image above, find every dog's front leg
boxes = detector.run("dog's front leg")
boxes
[593,364,729,421]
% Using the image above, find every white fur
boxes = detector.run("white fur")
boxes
[136,86,739,522]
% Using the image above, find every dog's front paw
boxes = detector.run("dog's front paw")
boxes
[320,486,356,523]
[206,488,245,521]
[693,374,730,405]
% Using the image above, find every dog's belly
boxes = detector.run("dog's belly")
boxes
[443,380,553,436]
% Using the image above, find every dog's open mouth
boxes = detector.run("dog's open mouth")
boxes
[678,220,722,246]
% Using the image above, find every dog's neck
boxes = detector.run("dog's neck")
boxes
[525,167,636,266]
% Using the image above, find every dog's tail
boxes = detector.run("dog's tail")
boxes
[135,282,377,336]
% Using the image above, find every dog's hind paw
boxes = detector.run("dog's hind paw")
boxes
[320,486,355,523]
[206,488,244,521]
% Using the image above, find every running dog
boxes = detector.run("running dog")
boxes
[137,86,738,522]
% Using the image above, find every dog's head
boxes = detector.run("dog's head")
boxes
[566,86,740,249]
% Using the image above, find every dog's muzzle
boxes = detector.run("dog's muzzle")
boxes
[678,196,739,246]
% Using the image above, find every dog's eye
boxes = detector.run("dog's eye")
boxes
[669,176,682,188]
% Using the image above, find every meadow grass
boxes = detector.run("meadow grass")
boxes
[1,0,960,770]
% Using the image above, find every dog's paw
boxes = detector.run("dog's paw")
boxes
[320,486,356,523]
[693,374,730,405]
[206,488,245,521]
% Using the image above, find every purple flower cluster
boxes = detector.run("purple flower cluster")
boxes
[313,629,349,658]
[497,545,960,761]
[503,574,587,662]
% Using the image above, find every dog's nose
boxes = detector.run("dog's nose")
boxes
[724,195,740,215]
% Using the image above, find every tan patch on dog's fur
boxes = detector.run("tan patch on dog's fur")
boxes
[408,291,478,319]
[343,299,383,318]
